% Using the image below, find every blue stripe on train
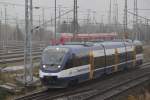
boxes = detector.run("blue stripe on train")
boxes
[44,60,143,87]
[61,72,89,83]
[59,62,132,82]
[94,68,105,78]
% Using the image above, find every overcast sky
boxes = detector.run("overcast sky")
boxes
[0,0,150,26]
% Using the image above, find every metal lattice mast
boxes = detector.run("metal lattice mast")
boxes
[101,15,104,32]
[116,2,118,32]
[108,0,112,32]
[124,0,128,33]
[73,0,78,39]
[15,15,19,40]
[146,19,149,41]
[113,0,118,32]
[24,0,33,85]
[87,9,91,24]
[76,0,78,33]
[134,0,138,40]
[42,8,45,25]
[73,0,76,38]
[29,0,33,83]
[0,20,1,42]
[86,9,91,34]
[54,0,57,44]
[4,5,7,51]
[24,0,28,86]
[0,9,2,47]
[58,5,61,25]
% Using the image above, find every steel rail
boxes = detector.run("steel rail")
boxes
[14,62,150,100]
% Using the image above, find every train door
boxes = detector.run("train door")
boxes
[89,49,94,79]
[134,45,143,65]
[105,48,115,74]
[133,46,136,68]
[114,48,119,72]
[92,46,106,78]
[117,43,127,71]
[125,43,135,69]
[104,43,125,74]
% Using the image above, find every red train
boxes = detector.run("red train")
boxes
[51,33,118,45]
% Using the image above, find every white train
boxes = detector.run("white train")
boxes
[39,40,143,88]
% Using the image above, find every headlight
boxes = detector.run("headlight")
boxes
[58,65,61,68]
[43,65,47,69]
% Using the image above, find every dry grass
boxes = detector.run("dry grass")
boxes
[0,70,24,84]
[0,64,40,85]
[127,90,150,100]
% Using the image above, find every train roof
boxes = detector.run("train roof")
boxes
[133,40,142,46]
[44,41,134,51]
[45,44,90,50]
[48,39,141,49]
[43,40,142,55]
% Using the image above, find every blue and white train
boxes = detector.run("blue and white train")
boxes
[39,40,143,87]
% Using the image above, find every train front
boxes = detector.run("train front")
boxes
[39,46,69,88]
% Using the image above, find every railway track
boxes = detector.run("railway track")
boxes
[0,47,44,53]
[0,42,47,64]
[0,49,44,64]
[0,42,47,52]
[14,62,150,100]
[0,49,42,55]
[0,55,41,63]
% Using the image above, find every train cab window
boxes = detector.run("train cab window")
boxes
[42,48,68,71]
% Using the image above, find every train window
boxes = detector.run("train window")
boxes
[126,52,134,61]
[81,56,90,65]
[64,54,75,69]
[72,55,89,67]
[94,56,105,69]
[64,54,89,69]
[106,54,115,66]
[135,46,143,54]
[71,50,90,67]
[118,53,126,63]
[65,59,73,69]
[42,48,68,65]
